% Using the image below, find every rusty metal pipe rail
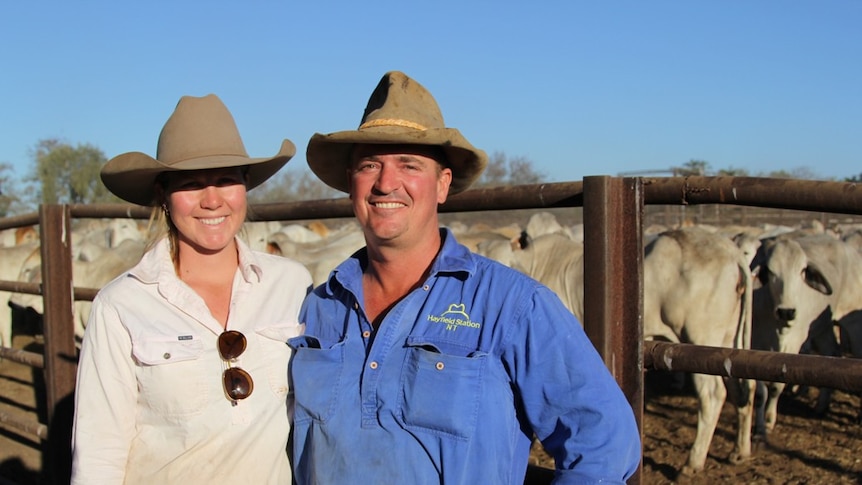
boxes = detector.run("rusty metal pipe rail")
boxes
[0,346,44,368]
[643,176,862,214]
[0,281,41,294]
[645,341,862,392]
[0,213,39,232]
[0,410,48,441]
[56,177,862,221]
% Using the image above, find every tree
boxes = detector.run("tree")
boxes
[248,166,341,204]
[756,167,821,180]
[26,138,117,205]
[674,159,711,177]
[475,151,545,188]
[248,151,547,203]
[0,162,26,217]
[716,167,750,177]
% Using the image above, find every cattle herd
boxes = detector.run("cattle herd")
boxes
[2,210,862,478]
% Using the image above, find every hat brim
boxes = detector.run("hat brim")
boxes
[306,128,487,195]
[101,139,296,206]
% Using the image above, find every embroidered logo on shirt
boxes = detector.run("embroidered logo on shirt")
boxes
[177,335,193,341]
[427,303,482,331]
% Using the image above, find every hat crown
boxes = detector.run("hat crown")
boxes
[358,71,445,132]
[305,71,487,195]
[156,94,249,165]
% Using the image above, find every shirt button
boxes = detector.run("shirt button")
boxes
[163,353,171,360]
[423,285,430,291]
[369,361,378,369]
[354,302,359,310]
[362,330,371,338]
[435,362,444,371]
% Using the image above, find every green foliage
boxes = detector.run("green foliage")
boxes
[716,167,750,177]
[674,159,829,181]
[0,162,25,217]
[248,166,341,203]
[26,138,118,205]
[475,152,545,188]
[674,159,711,176]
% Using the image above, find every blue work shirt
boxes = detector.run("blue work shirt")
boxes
[289,229,641,484]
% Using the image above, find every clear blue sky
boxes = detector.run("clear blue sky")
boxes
[2,1,860,186]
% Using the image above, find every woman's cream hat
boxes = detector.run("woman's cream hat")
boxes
[101,94,295,206]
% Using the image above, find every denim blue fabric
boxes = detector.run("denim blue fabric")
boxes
[290,229,641,485]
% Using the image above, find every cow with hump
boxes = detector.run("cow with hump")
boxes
[751,232,862,436]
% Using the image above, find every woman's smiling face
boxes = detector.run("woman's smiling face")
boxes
[162,167,248,255]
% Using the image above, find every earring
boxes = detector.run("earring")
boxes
[162,204,170,216]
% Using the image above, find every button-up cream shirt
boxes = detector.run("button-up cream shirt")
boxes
[71,237,312,484]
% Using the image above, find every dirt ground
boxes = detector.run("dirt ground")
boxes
[531,371,862,484]
[2,336,861,484]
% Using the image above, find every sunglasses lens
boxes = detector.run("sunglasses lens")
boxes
[218,330,247,360]
[223,367,254,400]
[218,331,253,401]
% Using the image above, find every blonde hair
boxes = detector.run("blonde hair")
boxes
[144,206,180,273]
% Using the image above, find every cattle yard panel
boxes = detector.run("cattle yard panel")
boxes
[582,177,645,438]
[2,176,862,485]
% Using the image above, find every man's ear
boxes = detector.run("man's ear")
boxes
[438,168,453,204]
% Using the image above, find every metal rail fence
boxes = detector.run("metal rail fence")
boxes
[0,176,861,484]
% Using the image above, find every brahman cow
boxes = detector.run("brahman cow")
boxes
[751,233,862,434]
[9,238,145,346]
[0,242,41,349]
[479,226,756,475]
[643,228,755,475]
[477,232,585,321]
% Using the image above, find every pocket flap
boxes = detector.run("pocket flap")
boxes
[133,336,204,366]
[256,321,305,343]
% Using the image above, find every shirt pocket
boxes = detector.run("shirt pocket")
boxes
[288,335,345,424]
[254,321,305,398]
[399,339,487,440]
[132,336,209,418]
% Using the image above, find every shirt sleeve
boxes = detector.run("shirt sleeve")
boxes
[71,295,137,485]
[504,286,641,484]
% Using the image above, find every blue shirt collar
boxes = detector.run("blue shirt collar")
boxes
[324,228,475,297]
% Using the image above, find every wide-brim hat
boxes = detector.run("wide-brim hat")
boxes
[101,94,295,206]
[306,71,487,195]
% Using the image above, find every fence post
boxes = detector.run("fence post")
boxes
[582,176,644,485]
[39,204,76,484]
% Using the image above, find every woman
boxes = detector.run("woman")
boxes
[70,94,312,484]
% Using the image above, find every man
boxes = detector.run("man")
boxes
[289,71,641,484]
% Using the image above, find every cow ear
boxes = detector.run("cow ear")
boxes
[750,264,762,283]
[517,230,532,250]
[804,265,833,295]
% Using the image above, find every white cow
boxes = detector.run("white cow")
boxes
[751,233,862,433]
[10,238,145,345]
[643,228,755,475]
[0,242,41,349]
[477,233,584,321]
[267,223,365,286]
[480,226,756,475]
[242,220,284,252]
[0,226,38,247]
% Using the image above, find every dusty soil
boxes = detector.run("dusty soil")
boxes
[2,336,861,484]
[531,370,862,484]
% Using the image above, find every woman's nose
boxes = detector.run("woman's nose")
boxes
[200,185,223,208]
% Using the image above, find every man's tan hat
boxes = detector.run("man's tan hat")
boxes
[306,71,487,194]
[101,94,295,206]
